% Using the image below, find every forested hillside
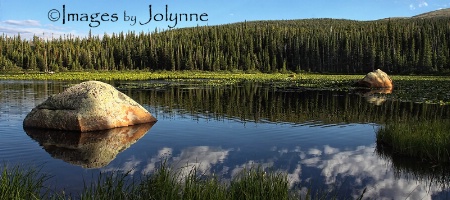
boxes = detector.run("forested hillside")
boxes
[0,15,449,74]
[413,8,450,18]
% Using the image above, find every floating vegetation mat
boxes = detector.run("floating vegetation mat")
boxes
[1,71,450,104]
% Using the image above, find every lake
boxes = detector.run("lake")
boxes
[1,79,449,199]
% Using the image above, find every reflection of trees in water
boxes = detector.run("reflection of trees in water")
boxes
[7,80,450,195]
[376,140,450,190]
[119,82,450,193]
[121,82,450,124]
[0,80,78,113]
[5,80,449,124]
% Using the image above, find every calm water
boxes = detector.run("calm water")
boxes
[1,80,450,199]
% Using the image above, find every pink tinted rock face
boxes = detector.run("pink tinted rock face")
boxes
[23,81,157,132]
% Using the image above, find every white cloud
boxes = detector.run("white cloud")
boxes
[4,20,41,26]
[231,160,271,177]
[287,164,302,187]
[323,145,339,155]
[418,1,428,7]
[410,1,430,10]
[278,148,288,155]
[0,19,79,40]
[308,148,322,156]
[139,146,231,181]
[158,147,173,157]
[101,156,142,175]
[171,146,231,178]
[299,151,306,159]
[303,145,445,199]
[142,147,173,174]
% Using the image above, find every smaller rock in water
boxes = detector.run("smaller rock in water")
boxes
[356,69,393,88]
[23,81,157,132]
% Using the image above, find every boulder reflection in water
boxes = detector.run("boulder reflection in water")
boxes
[359,88,392,106]
[24,122,155,169]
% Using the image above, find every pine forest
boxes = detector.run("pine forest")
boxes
[0,17,449,74]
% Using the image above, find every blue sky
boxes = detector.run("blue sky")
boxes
[0,0,448,39]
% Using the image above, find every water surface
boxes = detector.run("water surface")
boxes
[0,80,449,199]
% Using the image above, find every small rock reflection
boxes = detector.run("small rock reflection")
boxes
[358,88,392,106]
[24,122,155,168]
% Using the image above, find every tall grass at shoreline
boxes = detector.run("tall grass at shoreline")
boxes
[376,119,450,163]
[0,165,50,200]
[0,161,364,200]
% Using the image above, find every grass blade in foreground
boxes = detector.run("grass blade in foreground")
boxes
[0,165,50,200]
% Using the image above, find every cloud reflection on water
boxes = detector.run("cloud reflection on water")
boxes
[299,145,444,199]
[104,143,446,199]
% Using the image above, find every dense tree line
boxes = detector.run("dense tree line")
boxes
[0,17,449,74]
[126,83,450,123]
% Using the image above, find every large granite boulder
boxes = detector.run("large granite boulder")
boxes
[23,81,156,132]
[355,69,393,88]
